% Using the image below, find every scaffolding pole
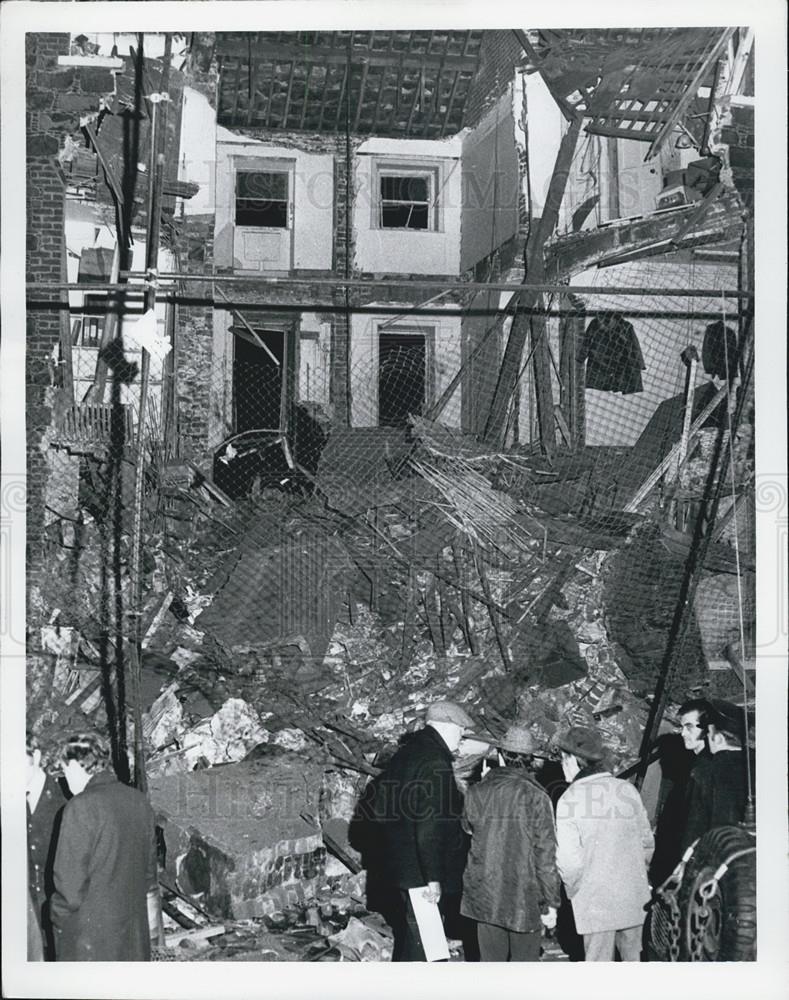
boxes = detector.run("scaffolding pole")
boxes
[128,33,172,793]
[29,274,752,298]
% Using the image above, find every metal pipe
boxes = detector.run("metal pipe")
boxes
[27,276,753,298]
[26,296,747,323]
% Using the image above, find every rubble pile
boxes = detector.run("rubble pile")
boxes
[27,404,756,943]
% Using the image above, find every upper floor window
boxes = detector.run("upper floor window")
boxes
[376,164,439,231]
[235,170,290,228]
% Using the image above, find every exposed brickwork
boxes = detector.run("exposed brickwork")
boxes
[463,30,524,130]
[172,215,216,458]
[26,33,71,561]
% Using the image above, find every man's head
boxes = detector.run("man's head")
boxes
[26,731,43,792]
[60,732,111,795]
[677,698,713,754]
[707,700,747,754]
[425,701,474,754]
[556,725,605,782]
[498,723,535,769]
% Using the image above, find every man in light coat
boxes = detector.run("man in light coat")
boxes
[555,726,653,962]
[461,724,560,961]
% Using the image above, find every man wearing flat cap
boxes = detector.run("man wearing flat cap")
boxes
[461,723,560,961]
[681,699,755,851]
[555,725,654,961]
[371,700,477,960]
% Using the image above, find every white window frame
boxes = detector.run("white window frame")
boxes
[234,160,294,231]
[372,160,442,233]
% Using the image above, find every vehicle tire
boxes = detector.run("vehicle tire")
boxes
[676,824,756,961]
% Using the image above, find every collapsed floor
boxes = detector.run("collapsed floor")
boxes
[27,393,755,959]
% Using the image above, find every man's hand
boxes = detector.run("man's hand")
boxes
[540,907,557,930]
[422,881,442,904]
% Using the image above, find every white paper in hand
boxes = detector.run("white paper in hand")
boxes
[408,887,450,962]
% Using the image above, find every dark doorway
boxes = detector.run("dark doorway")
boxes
[234,330,285,432]
[378,332,427,427]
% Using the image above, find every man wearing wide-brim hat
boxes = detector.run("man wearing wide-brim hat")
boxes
[370,700,479,961]
[461,723,561,961]
[554,725,654,962]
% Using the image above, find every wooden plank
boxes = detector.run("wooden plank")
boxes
[164,924,225,948]
[215,286,280,366]
[483,113,582,447]
[624,383,728,512]
[141,591,173,650]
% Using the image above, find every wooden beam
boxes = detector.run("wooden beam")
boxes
[483,113,583,447]
[353,59,369,132]
[86,241,122,403]
[442,70,461,134]
[646,27,736,160]
[216,38,480,72]
[215,285,280,366]
[280,61,295,126]
[298,63,314,129]
[82,122,125,209]
[512,29,577,122]
[59,240,75,406]
[334,57,350,131]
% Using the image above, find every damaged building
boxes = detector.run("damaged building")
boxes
[24,27,756,962]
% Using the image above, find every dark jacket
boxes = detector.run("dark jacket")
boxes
[578,314,646,394]
[371,726,467,893]
[50,770,158,961]
[27,774,67,925]
[651,744,710,884]
[681,749,753,852]
[461,767,560,933]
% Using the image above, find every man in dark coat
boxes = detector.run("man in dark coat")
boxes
[681,700,754,852]
[461,724,560,961]
[372,701,476,961]
[50,733,160,961]
[651,698,713,884]
[26,733,67,960]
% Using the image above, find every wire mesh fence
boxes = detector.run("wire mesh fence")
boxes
[27,255,755,780]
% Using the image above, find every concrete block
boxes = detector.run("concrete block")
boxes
[149,754,329,919]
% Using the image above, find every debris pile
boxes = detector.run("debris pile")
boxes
[27,401,756,946]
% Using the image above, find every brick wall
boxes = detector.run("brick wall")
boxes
[173,215,216,458]
[463,30,524,130]
[26,33,71,561]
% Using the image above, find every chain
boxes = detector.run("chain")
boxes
[688,876,720,961]
[653,844,695,961]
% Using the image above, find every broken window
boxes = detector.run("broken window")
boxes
[77,294,106,347]
[235,171,290,228]
[378,170,436,230]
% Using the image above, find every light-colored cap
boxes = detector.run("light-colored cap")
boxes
[499,723,535,754]
[426,700,474,730]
